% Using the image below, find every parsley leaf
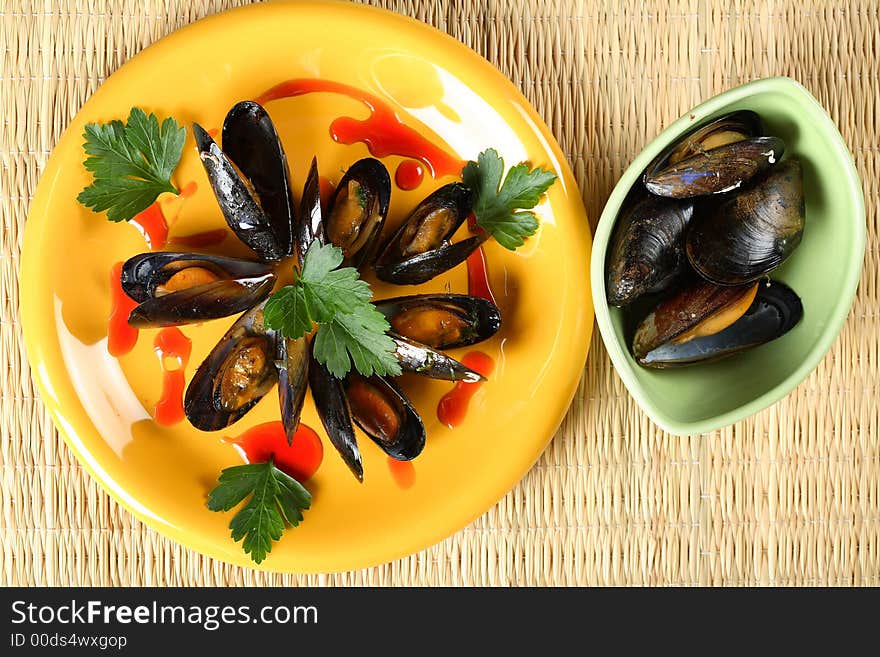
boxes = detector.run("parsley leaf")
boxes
[77,107,186,222]
[207,460,311,565]
[264,242,402,379]
[462,148,558,250]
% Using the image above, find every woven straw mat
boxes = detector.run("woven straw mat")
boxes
[2,0,878,586]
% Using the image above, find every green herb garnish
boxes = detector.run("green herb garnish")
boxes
[264,241,402,379]
[462,148,558,250]
[207,460,311,565]
[77,108,186,222]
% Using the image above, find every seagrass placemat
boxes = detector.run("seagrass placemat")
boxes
[1,0,878,586]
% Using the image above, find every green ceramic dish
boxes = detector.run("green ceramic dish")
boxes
[591,77,865,436]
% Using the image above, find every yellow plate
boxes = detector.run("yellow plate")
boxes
[21,1,592,572]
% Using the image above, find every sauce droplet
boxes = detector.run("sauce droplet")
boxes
[169,229,228,249]
[387,457,416,489]
[153,327,192,426]
[178,180,198,198]
[394,160,424,190]
[108,262,139,356]
[466,245,497,306]
[437,351,495,428]
[129,202,168,251]
[255,79,464,179]
[227,421,323,482]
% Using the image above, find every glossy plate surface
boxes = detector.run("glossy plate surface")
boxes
[591,77,864,436]
[21,1,592,572]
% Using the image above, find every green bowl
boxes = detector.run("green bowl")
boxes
[590,77,865,436]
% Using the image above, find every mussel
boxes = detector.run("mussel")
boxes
[344,374,426,461]
[686,158,805,286]
[392,334,484,382]
[277,336,309,445]
[644,111,784,198]
[633,279,802,367]
[375,294,501,349]
[297,157,324,264]
[121,252,275,328]
[605,189,694,306]
[323,158,390,268]
[222,101,295,258]
[308,346,363,482]
[374,182,484,285]
[193,103,294,262]
[185,303,279,431]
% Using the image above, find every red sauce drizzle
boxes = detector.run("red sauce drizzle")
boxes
[207,128,219,138]
[177,180,198,198]
[255,79,463,179]
[387,458,416,489]
[129,202,168,251]
[169,229,228,248]
[228,421,323,482]
[108,262,139,356]
[153,327,192,426]
[395,160,425,190]
[437,351,495,428]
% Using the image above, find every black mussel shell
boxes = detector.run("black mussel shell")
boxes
[344,374,426,461]
[606,189,694,306]
[324,158,390,269]
[276,336,309,445]
[644,110,784,198]
[121,252,275,328]
[185,304,278,431]
[308,344,363,482]
[375,182,479,285]
[375,294,501,349]
[193,122,287,262]
[686,158,805,285]
[296,157,324,266]
[222,101,295,258]
[637,281,802,367]
[632,278,758,359]
[392,333,484,382]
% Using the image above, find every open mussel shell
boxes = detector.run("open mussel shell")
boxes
[606,189,694,306]
[276,336,309,445]
[222,101,295,258]
[375,182,481,285]
[324,158,390,269]
[644,110,784,198]
[193,121,287,262]
[634,280,802,368]
[392,334,484,382]
[308,345,363,482]
[344,375,426,461]
[185,303,278,431]
[375,293,501,349]
[297,157,324,266]
[121,252,275,328]
[686,158,805,285]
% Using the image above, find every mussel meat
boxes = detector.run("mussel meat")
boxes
[633,279,802,367]
[344,374,426,461]
[185,303,279,430]
[308,346,363,482]
[374,182,485,285]
[121,252,275,328]
[644,110,784,198]
[686,158,805,285]
[375,294,501,349]
[605,189,694,306]
[324,158,390,268]
[392,334,484,382]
